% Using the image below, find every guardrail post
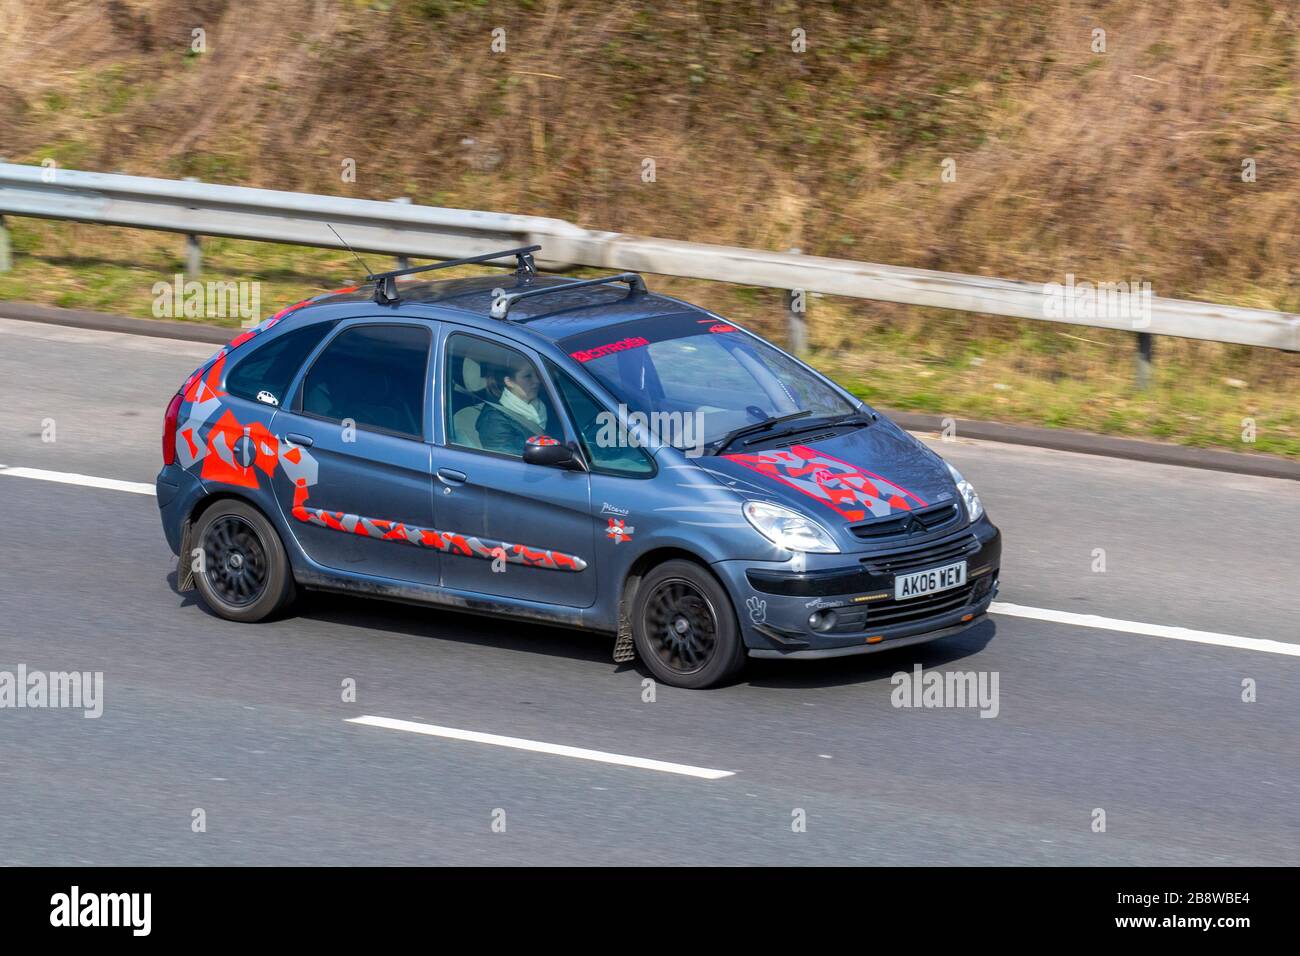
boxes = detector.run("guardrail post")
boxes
[185,234,202,281]
[0,215,12,273]
[393,197,411,270]
[1135,332,1155,389]
[182,177,202,280]
[785,247,806,354]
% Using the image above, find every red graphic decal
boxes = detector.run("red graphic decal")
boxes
[271,299,312,322]
[570,336,650,363]
[724,444,926,522]
[203,352,227,397]
[292,501,589,571]
[528,435,559,445]
[605,518,635,544]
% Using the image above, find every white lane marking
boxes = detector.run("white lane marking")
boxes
[347,715,735,780]
[0,466,155,496]
[990,602,1300,658]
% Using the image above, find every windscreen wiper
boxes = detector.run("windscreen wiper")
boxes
[830,412,876,428]
[709,410,813,455]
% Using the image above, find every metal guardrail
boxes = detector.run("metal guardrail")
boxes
[0,162,1296,353]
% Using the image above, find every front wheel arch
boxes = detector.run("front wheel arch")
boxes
[624,553,746,688]
[620,546,722,627]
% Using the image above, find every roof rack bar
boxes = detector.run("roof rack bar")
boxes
[491,272,647,320]
[369,244,541,304]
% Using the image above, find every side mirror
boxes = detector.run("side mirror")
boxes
[523,435,583,470]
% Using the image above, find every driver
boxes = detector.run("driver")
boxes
[477,356,551,456]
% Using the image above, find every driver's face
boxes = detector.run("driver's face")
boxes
[506,365,540,402]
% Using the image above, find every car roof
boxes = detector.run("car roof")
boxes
[296,274,715,343]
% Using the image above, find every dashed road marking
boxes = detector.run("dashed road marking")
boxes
[347,715,736,779]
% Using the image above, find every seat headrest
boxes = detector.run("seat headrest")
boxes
[463,356,486,391]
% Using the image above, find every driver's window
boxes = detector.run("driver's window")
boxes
[447,334,557,459]
[548,363,654,477]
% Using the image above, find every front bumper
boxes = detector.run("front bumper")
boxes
[747,615,989,659]
[714,517,1001,657]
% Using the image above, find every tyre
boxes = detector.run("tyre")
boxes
[631,559,746,689]
[192,499,296,623]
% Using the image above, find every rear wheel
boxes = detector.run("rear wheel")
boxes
[632,560,746,689]
[193,500,295,623]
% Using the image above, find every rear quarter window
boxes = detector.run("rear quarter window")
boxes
[225,321,336,408]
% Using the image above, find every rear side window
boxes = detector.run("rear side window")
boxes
[301,324,431,439]
[225,321,336,408]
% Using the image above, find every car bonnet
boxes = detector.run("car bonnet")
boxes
[693,416,960,547]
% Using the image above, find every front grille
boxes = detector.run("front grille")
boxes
[866,582,976,627]
[849,502,960,540]
[860,533,979,575]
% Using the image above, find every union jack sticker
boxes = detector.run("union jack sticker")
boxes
[606,517,635,544]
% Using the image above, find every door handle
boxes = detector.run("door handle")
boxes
[437,468,467,485]
[285,433,315,448]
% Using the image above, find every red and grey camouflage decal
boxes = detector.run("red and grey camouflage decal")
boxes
[724,444,927,522]
[288,477,587,570]
[175,358,588,573]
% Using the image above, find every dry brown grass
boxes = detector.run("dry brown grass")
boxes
[4,2,1298,300]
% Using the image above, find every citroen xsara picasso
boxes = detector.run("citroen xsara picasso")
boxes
[157,247,1001,688]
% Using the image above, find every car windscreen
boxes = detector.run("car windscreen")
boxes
[559,312,856,450]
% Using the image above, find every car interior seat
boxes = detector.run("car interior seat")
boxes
[451,355,488,448]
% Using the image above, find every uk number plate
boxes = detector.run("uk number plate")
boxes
[894,561,967,601]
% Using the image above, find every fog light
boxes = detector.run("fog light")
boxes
[808,609,837,632]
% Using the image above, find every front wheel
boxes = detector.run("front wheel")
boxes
[631,560,746,689]
[192,499,296,623]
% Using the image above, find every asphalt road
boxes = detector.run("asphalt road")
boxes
[1,317,1297,865]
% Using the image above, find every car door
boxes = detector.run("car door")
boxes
[433,327,596,607]
[270,319,441,588]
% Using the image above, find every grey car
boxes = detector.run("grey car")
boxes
[157,247,1001,688]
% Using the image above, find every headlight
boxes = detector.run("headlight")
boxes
[946,462,984,522]
[742,501,840,554]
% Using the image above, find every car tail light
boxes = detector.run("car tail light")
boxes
[162,392,183,466]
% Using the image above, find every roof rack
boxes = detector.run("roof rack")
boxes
[368,245,540,304]
[490,272,647,320]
